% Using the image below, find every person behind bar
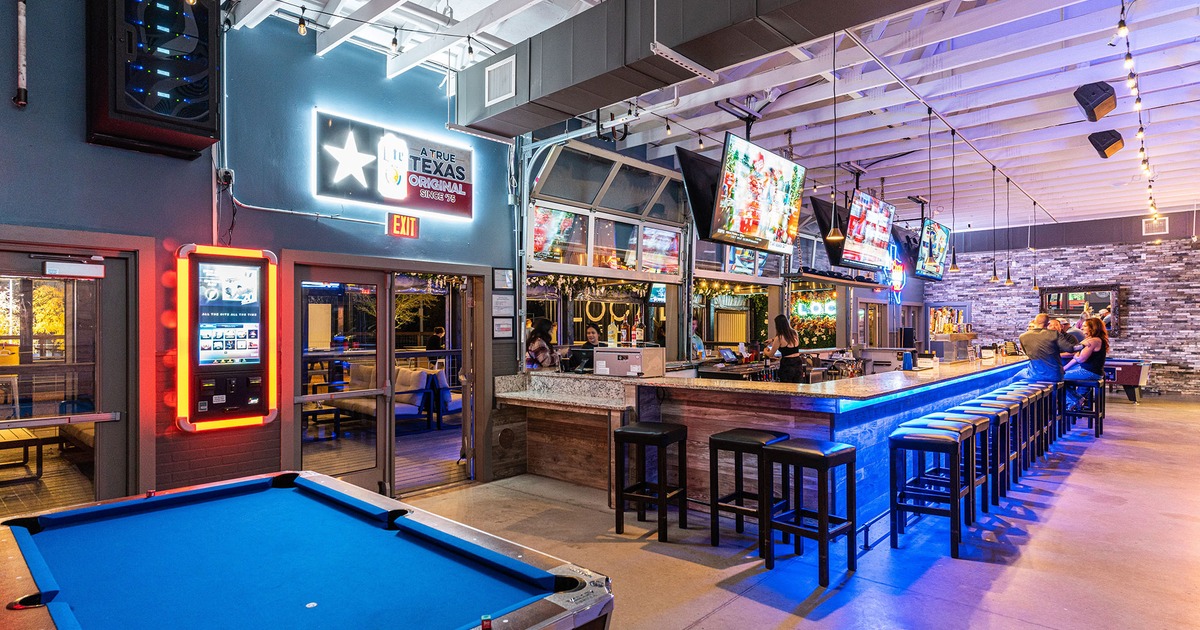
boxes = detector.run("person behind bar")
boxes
[765,314,804,383]
[1018,313,1077,382]
[580,324,606,350]
[1062,317,1110,409]
[689,317,707,361]
[525,318,559,370]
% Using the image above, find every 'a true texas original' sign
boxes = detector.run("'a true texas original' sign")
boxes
[314,111,473,219]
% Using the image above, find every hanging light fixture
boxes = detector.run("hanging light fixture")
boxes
[391,27,400,53]
[698,134,705,149]
[1004,177,1014,286]
[990,166,999,282]
[298,7,308,36]
[825,33,845,243]
[467,36,475,62]
[949,128,960,272]
[665,118,672,136]
[1031,203,1040,292]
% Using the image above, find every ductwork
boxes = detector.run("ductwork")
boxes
[457,0,928,139]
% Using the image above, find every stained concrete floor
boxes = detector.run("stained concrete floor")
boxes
[408,395,1200,629]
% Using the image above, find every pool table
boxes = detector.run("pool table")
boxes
[0,472,613,630]
[1104,358,1153,402]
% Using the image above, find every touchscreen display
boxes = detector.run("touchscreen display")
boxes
[197,262,262,366]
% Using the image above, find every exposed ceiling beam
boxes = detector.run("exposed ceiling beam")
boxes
[231,0,284,30]
[316,0,406,57]
[386,0,542,78]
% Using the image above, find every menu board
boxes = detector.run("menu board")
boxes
[531,206,584,263]
[641,226,681,274]
[915,219,952,280]
[711,134,806,254]
[725,247,766,276]
[841,190,897,270]
[197,263,262,366]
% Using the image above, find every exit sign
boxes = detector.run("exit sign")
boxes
[387,213,420,238]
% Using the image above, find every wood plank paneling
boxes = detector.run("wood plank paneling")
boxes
[490,406,528,480]
[527,408,609,491]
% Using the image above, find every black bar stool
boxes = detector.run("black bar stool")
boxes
[889,427,968,559]
[978,391,1036,470]
[999,384,1049,458]
[1033,381,1066,442]
[708,428,790,551]
[614,421,688,543]
[949,405,1009,503]
[1065,376,1106,436]
[969,399,1022,486]
[899,415,983,524]
[760,438,857,587]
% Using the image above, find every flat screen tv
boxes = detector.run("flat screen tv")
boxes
[840,190,896,271]
[891,224,920,271]
[676,146,720,239]
[648,283,667,304]
[914,218,952,280]
[710,133,806,254]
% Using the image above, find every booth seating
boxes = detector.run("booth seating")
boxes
[1065,376,1106,436]
[708,428,790,552]
[326,364,434,429]
[614,422,688,543]
[59,422,96,456]
[429,369,463,430]
[889,427,971,559]
[760,438,856,587]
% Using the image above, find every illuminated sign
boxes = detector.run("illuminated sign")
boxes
[387,213,420,238]
[793,299,838,317]
[884,242,906,304]
[314,111,473,219]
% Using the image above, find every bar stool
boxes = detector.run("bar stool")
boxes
[949,405,1009,503]
[1014,382,1056,451]
[614,422,688,543]
[999,384,1051,457]
[978,391,1036,470]
[889,427,969,559]
[708,428,790,551]
[1065,376,1106,436]
[966,398,1022,486]
[900,414,985,523]
[760,438,856,587]
[1034,380,1067,439]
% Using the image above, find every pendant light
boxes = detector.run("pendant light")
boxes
[825,34,844,243]
[948,128,960,272]
[1004,177,1014,286]
[989,166,999,282]
[1031,201,1040,292]
[297,6,308,36]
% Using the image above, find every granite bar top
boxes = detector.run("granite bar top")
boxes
[638,356,1029,401]
[496,391,628,412]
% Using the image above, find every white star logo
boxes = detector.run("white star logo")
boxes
[323,131,375,188]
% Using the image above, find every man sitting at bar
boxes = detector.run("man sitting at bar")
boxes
[1019,313,1077,382]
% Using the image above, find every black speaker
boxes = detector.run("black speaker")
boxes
[1088,130,1124,159]
[900,327,915,349]
[87,0,221,160]
[1073,82,1116,122]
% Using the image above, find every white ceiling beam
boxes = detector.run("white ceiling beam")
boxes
[231,0,283,30]
[320,0,352,27]
[386,0,542,78]
[316,0,406,57]
[392,3,512,51]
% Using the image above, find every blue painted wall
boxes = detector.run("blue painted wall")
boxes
[223,18,516,267]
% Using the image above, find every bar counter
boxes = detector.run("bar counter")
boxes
[494,357,1029,523]
[635,356,1029,523]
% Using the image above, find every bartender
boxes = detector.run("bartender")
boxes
[581,324,606,349]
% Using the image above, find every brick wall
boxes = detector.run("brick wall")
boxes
[924,237,1200,394]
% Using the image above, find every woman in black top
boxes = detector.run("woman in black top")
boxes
[1063,317,1109,409]
[580,324,605,349]
[764,314,804,383]
[525,318,559,370]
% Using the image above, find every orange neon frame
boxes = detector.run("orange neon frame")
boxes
[176,244,278,432]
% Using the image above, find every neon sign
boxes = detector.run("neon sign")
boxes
[884,242,906,304]
[314,111,473,219]
[793,299,838,317]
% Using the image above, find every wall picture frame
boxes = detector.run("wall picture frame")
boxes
[492,317,514,339]
[492,268,514,291]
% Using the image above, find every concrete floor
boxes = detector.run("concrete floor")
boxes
[408,395,1200,629]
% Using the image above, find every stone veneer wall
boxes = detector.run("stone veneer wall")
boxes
[924,237,1200,395]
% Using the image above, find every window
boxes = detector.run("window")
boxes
[531,206,588,266]
[538,148,613,205]
[640,227,680,275]
[599,165,663,216]
[857,301,888,348]
[592,218,638,271]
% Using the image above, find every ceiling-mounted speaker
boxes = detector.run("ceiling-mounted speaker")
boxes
[1088,130,1124,159]
[1073,82,1117,122]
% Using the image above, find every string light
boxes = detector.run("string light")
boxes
[1123,52,1134,69]
[1136,125,1144,139]
[665,120,672,135]
[1117,18,1128,37]
[391,27,399,53]
[1133,96,1142,111]
[698,134,704,149]
[1137,146,1146,160]
[467,36,475,62]
[298,7,307,36]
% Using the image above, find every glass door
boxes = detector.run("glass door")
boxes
[0,248,129,515]
[295,266,391,494]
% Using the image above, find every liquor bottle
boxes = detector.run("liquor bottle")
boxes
[618,319,628,344]
[634,319,645,344]
[606,320,618,346]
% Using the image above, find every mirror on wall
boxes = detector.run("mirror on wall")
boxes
[1040,285,1120,338]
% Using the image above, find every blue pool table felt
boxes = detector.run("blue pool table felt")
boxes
[13,477,555,629]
